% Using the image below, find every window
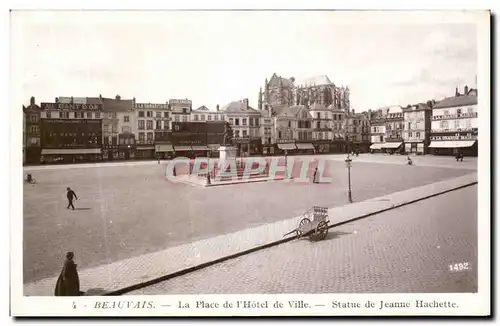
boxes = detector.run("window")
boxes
[467,107,474,114]
[416,132,421,139]
[229,118,234,125]
[194,115,199,121]
[46,112,51,118]
[454,120,460,129]
[407,122,411,130]
[138,120,145,130]
[95,112,101,119]
[156,121,162,129]
[242,130,248,137]
[249,118,254,126]
[156,112,161,118]
[138,133,145,141]
[147,132,153,141]
[444,110,449,116]
[164,112,169,118]
[59,112,63,118]
[243,118,247,126]
[147,111,153,117]
[30,115,38,122]
[112,125,117,133]
[440,121,449,129]
[182,108,188,114]
[122,126,132,133]
[87,112,92,119]
[174,115,180,122]
[29,125,39,134]
[457,109,462,116]
[182,115,188,122]
[235,130,240,138]
[147,120,153,130]
[120,138,125,145]
[138,111,145,118]
[208,115,212,121]
[255,119,259,126]
[278,131,282,139]
[235,119,240,126]
[201,115,205,121]
[123,116,129,122]
[112,136,117,145]
[288,121,291,128]
[466,119,472,128]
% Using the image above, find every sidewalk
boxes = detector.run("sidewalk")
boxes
[23,172,477,296]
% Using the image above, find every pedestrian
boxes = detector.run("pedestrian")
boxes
[54,251,80,296]
[66,187,78,210]
[313,167,319,184]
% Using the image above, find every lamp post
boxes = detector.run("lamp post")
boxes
[345,155,353,203]
[284,149,288,177]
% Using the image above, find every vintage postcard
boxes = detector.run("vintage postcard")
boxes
[10,7,490,317]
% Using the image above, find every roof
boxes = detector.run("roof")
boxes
[220,101,259,113]
[194,105,210,112]
[387,105,403,114]
[273,104,308,118]
[296,75,333,87]
[86,97,103,105]
[101,98,134,112]
[267,73,294,88]
[309,103,329,111]
[433,92,478,109]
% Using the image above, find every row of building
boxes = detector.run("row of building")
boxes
[22,73,478,164]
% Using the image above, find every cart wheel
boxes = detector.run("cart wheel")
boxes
[315,221,329,241]
[299,217,310,228]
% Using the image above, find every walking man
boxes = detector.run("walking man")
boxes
[66,187,78,210]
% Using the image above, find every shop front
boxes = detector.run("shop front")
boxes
[369,142,383,153]
[118,132,136,160]
[135,145,155,159]
[428,130,478,156]
[207,144,220,158]
[191,145,209,158]
[381,142,404,155]
[276,142,297,154]
[249,138,262,156]
[173,145,194,158]
[404,141,425,155]
[40,148,102,164]
[155,143,174,159]
[314,141,331,154]
[295,142,315,155]
[102,145,119,161]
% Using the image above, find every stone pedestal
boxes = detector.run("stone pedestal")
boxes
[218,146,237,163]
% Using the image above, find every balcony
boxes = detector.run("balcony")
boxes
[431,127,478,133]
[432,112,477,120]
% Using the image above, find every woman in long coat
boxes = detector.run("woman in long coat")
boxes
[54,252,80,296]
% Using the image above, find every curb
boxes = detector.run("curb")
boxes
[103,180,477,296]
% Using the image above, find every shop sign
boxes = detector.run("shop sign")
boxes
[430,131,478,141]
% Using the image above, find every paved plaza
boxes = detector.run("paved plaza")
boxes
[129,185,478,294]
[23,154,476,284]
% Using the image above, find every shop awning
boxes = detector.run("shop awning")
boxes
[174,146,192,151]
[208,144,220,150]
[155,144,174,152]
[191,145,209,151]
[381,142,402,149]
[296,143,315,150]
[137,146,154,150]
[41,148,101,155]
[428,140,476,148]
[369,143,383,150]
[277,143,297,150]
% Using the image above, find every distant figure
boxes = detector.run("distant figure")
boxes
[54,252,80,296]
[456,152,464,162]
[26,173,33,183]
[66,187,78,210]
[313,167,319,184]
[407,155,413,166]
[355,150,359,157]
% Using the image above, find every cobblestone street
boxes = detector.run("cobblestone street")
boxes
[129,185,477,294]
[23,155,475,283]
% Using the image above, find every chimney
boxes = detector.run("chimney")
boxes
[243,98,249,109]
[116,94,121,100]
[30,96,35,106]
[99,94,102,100]
[455,87,460,96]
[464,85,469,94]
[216,104,219,111]
[55,97,59,104]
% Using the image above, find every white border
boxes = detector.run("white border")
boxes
[7,2,493,319]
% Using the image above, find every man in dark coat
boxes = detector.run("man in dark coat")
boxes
[66,187,78,210]
[54,252,80,296]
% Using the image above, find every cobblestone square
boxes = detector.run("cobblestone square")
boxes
[23,155,475,283]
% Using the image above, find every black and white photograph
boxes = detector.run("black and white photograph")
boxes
[10,7,490,317]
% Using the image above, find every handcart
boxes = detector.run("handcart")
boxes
[283,206,329,241]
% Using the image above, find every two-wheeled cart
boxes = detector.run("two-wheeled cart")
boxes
[283,206,329,241]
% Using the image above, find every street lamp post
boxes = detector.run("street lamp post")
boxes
[345,156,353,203]
[284,149,288,177]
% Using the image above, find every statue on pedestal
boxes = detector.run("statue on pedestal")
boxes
[222,122,234,146]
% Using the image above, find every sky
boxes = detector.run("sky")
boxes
[12,10,480,111]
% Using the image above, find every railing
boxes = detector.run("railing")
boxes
[431,127,478,133]
[432,112,477,120]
